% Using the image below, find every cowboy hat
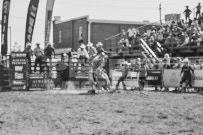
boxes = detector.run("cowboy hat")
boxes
[127,62,131,66]
[96,42,103,47]
[87,42,93,47]
[182,58,189,63]
[80,44,86,49]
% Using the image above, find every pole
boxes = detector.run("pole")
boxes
[9,26,11,54]
[159,3,162,25]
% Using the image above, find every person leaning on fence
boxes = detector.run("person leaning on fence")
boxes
[33,42,44,73]
[115,61,130,90]
[24,42,33,74]
[179,58,194,90]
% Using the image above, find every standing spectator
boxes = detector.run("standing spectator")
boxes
[179,58,194,90]
[128,26,134,45]
[196,3,201,18]
[183,6,192,23]
[33,42,44,73]
[24,42,33,73]
[44,43,55,59]
[44,43,55,73]
[115,61,130,90]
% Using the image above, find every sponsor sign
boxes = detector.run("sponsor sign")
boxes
[11,52,28,90]
[24,0,39,47]
[165,14,181,22]
[163,69,181,87]
[145,70,162,86]
[1,0,10,55]
[45,0,55,46]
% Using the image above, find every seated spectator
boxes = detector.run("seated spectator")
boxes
[173,57,182,69]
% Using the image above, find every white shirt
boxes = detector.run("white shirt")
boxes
[77,48,89,59]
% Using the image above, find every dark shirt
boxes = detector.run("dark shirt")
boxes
[44,47,55,57]
[181,65,194,77]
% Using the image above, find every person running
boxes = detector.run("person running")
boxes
[115,61,131,90]
[179,58,194,91]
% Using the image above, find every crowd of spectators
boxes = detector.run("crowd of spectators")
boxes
[116,3,203,56]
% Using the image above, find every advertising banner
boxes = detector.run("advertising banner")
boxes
[1,0,11,55]
[24,0,39,48]
[11,52,28,90]
[165,14,181,22]
[145,70,162,86]
[163,69,181,87]
[45,0,55,46]
[193,70,203,87]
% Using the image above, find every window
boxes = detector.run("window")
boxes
[59,30,62,43]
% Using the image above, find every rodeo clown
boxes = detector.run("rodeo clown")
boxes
[88,52,111,93]
[179,58,194,91]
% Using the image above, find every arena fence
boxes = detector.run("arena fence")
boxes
[0,52,203,92]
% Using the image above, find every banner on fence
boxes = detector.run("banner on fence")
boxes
[24,0,39,48]
[11,52,28,90]
[1,0,11,55]
[111,70,139,88]
[145,70,162,86]
[163,69,203,87]
[163,69,181,87]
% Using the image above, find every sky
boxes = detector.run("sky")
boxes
[0,0,201,53]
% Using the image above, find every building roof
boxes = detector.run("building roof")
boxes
[54,15,162,26]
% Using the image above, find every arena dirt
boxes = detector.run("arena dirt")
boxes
[0,90,203,135]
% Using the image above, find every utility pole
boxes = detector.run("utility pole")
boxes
[159,3,162,25]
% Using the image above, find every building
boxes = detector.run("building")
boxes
[53,15,161,54]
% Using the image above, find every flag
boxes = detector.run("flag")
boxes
[24,0,39,48]
[45,0,55,46]
[1,0,11,56]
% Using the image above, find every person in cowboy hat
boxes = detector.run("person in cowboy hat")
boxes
[115,61,131,90]
[87,42,97,62]
[24,42,33,73]
[33,42,44,73]
[77,44,89,60]
[183,5,192,23]
[96,42,108,55]
[179,58,194,90]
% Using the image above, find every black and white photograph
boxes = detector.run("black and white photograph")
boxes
[0,0,203,134]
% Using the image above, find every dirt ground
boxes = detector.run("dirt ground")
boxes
[0,90,203,135]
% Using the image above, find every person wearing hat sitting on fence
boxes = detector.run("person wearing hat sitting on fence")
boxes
[183,6,192,23]
[87,42,97,63]
[24,42,33,74]
[77,44,89,71]
[33,42,44,73]
[115,61,131,90]
[179,58,194,91]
